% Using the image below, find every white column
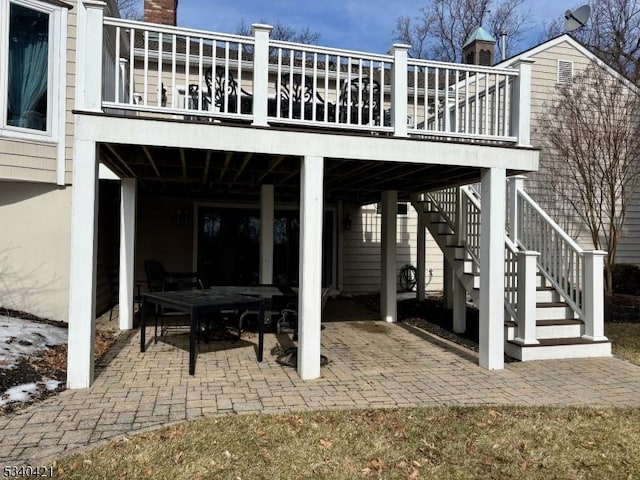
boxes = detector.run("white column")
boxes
[380,190,398,322]
[479,167,506,370]
[583,251,608,341]
[507,175,525,243]
[510,58,534,147]
[251,24,273,127]
[119,178,137,330]
[416,212,426,302]
[67,140,100,389]
[297,156,324,380]
[390,44,410,138]
[259,184,274,284]
[453,277,466,333]
[76,1,106,112]
[516,250,540,345]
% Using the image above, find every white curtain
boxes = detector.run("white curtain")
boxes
[7,4,49,130]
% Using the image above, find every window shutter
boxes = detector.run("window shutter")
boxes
[558,60,573,84]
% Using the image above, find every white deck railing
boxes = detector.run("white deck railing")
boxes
[96,17,531,143]
[407,59,518,142]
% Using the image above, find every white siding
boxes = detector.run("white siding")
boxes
[342,203,443,294]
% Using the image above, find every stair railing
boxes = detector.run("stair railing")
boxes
[509,178,607,340]
[427,182,539,344]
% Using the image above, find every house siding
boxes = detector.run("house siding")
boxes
[0,139,58,183]
[341,203,443,294]
[616,190,640,265]
[524,40,600,247]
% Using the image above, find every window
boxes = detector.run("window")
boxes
[376,202,409,215]
[557,60,574,85]
[1,0,65,137]
[7,3,49,131]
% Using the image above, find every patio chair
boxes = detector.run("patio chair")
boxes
[339,77,381,125]
[274,73,328,121]
[143,260,204,342]
[209,66,253,115]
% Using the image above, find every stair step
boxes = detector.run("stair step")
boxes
[505,337,611,361]
[536,319,582,326]
[536,287,559,303]
[535,301,577,321]
[504,318,584,341]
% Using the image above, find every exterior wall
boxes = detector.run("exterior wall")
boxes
[64,0,78,184]
[616,190,640,265]
[342,203,443,294]
[524,40,598,247]
[0,139,58,182]
[0,181,72,321]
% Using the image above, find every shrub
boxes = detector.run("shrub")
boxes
[612,264,640,296]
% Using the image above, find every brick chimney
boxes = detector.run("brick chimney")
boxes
[144,0,179,26]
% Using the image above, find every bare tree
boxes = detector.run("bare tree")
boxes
[236,19,320,44]
[542,0,640,83]
[117,0,143,21]
[393,0,531,61]
[539,63,640,292]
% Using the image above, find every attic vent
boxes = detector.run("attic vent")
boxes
[557,60,574,84]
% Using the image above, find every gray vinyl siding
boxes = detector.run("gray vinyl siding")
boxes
[616,189,640,265]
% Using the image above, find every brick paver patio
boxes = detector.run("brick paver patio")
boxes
[2,297,640,464]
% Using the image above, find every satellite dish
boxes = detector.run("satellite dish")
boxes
[565,5,591,32]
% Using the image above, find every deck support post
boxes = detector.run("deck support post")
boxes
[583,251,608,341]
[298,156,324,380]
[381,190,398,322]
[67,139,99,389]
[453,277,466,333]
[479,167,506,369]
[251,24,272,127]
[119,178,137,330]
[416,212,426,302]
[259,184,274,284]
[443,260,454,310]
[507,175,525,243]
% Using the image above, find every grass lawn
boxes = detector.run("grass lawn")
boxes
[53,315,640,479]
[54,406,640,479]
[606,322,640,365]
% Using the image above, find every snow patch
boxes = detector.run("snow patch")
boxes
[0,316,67,369]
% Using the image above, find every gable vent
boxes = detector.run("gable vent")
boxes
[558,60,574,84]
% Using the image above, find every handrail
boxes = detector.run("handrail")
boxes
[97,17,526,142]
[517,189,584,254]
[516,188,585,317]
[104,16,254,44]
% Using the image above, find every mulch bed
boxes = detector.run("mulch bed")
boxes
[0,308,117,416]
[353,291,640,355]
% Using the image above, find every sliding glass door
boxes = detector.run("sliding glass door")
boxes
[197,206,333,286]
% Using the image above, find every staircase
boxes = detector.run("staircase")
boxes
[412,179,611,362]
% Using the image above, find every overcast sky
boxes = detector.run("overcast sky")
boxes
[176,0,580,55]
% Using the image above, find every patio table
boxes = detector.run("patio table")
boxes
[140,290,265,375]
